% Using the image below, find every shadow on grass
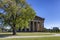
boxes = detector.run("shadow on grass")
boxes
[0,33,13,38]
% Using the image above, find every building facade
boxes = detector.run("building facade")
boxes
[29,16,44,32]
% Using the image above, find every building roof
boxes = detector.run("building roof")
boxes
[35,16,45,20]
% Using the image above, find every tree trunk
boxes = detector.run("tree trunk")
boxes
[12,25,16,35]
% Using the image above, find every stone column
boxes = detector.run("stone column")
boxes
[36,22,39,32]
[37,22,40,31]
[29,21,33,32]
[32,21,35,32]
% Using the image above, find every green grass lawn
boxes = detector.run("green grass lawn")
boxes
[0,32,54,36]
[16,32,54,36]
[0,32,60,40]
[0,37,60,40]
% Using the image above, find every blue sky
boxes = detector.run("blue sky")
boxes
[26,0,60,29]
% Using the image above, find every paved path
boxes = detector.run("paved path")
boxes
[0,34,60,39]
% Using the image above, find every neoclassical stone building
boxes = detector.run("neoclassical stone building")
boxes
[18,16,45,32]
[29,16,45,32]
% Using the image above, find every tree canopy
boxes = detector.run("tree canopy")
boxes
[0,0,36,35]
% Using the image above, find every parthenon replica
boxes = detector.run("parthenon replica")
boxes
[29,16,45,32]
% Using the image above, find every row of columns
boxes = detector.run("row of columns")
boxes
[29,21,40,32]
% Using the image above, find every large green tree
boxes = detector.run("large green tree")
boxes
[0,0,36,35]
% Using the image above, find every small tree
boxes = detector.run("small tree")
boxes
[0,0,36,35]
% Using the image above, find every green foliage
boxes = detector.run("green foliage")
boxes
[0,0,36,29]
